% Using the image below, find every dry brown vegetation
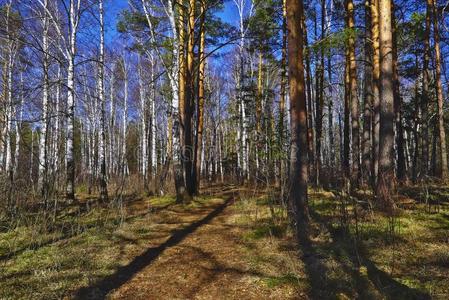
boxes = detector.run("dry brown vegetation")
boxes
[1,185,448,299]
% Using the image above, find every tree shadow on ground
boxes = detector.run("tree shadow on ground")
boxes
[74,197,233,299]
[301,209,432,300]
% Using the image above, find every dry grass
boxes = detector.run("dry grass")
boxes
[1,185,448,299]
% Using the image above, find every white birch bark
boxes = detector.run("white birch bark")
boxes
[109,67,116,175]
[150,53,157,179]
[38,0,49,195]
[140,0,186,199]
[121,55,129,176]
[98,0,108,200]
[138,54,147,178]
[232,0,254,181]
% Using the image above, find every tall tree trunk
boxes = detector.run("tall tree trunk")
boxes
[122,56,129,177]
[38,0,49,198]
[235,0,249,182]
[376,0,395,210]
[412,58,420,182]
[315,0,325,187]
[173,6,189,202]
[138,54,147,186]
[302,15,314,181]
[194,0,206,195]
[392,2,406,183]
[150,54,157,193]
[422,0,432,177]
[431,0,449,180]
[256,52,263,179]
[362,0,373,186]
[346,0,360,188]
[278,0,287,189]
[98,0,108,201]
[286,0,310,234]
[5,41,14,189]
[371,0,381,187]
[109,67,116,176]
[184,0,196,195]
[326,0,335,182]
[65,0,80,201]
[178,5,187,185]
[343,49,351,179]
[14,71,24,179]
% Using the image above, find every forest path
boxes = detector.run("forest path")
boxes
[75,185,302,299]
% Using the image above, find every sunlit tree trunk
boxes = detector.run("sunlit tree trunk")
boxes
[233,0,251,182]
[65,0,81,201]
[138,54,147,182]
[431,0,448,180]
[98,0,108,201]
[346,0,360,188]
[121,55,129,177]
[302,15,314,180]
[193,0,206,194]
[256,52,263,179]
[5,41,14,184]
[371,0,380,187]
[376,0,395,209]
[149,53,157,192]
[286,0,310,233]
[38,0,50,197]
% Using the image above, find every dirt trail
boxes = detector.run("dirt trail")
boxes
[75,187,301,299]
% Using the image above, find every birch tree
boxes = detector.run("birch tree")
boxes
[98,0,108,201]
[38,0,50,197]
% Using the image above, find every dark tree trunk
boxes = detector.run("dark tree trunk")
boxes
[362,0,373,186]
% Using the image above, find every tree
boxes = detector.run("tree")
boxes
[392,1,406,183]
[431,0,448,180]
[277,0,287,189]
[371,0,380,187]
[193,0,207,195]
[345,0,360,188]
[233,0,253,182]
[98,0,108,201]
[65,0,81,201]
[362,0,373,186]
[376,0,395,209]
[286,0,309,234]
[422,0,431,177]
[184,0,196,195]
[1,2,21,194]
[38,0,49,198]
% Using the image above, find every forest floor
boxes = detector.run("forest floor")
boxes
[0,184,448,299]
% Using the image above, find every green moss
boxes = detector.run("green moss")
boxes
[149,195,176,207]
[262,273,302,288]
[243,223,287,241]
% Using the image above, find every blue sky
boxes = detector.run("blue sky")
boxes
[104,0,129,43]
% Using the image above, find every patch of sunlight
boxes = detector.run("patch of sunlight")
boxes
[262,273,303,288]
